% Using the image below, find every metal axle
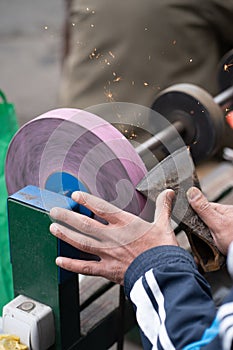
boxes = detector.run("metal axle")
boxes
[135,120,184,157]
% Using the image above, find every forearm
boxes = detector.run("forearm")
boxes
[124,246,217,349]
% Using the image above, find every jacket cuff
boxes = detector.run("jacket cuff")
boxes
[124,245,197,297]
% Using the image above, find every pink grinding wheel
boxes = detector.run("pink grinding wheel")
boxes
[5,108,148,216]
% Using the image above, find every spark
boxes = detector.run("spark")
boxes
[86,7,90,11]
[89,48,101,60]
[104,58,110,65]
[72,23,76,27]
[92,10,95,14]
[109,51,115,58]
[144,27,148,31]
[172,40,177,45]
[104,89,115,102]
[44,26,48,30]
[129,132,137,140]
[144,82,149,86]
[90,24,94,28]
[224,63,233,71]
[132,81,135,85]
[107,92,113,98]
[113,76,122,82]
[189,58,193,63]
[112,72,122,82]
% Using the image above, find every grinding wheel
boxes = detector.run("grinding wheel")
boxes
[5,108,150,218]
[152,83,224,162]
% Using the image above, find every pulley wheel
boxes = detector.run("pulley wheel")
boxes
[152,83,224,162]
[5,108,149,218]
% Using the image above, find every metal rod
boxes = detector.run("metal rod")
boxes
[135,120,184,157]
[214,85,233,105]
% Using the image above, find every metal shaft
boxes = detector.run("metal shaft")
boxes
[214,85,233,105]
[135,120,184,157]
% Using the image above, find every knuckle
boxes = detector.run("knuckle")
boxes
[82,264,94,276]
[80,239,90,251]
[80,216,91,230]
[79,237,97,253]
[95,202,107,217]
[199,200,210,212]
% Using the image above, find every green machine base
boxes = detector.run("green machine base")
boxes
[8,185,80,349]
[7,185,136,350]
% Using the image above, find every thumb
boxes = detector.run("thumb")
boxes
[186,187,218,229]
[154,189,175,223]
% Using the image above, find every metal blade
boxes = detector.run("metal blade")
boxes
[136,146,195,202]
[136,146,225,272]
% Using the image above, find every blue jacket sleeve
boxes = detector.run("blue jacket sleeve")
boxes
[124,245,218,350]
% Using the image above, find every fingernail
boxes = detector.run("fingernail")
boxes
[186,187,200,201]
[72,191,80,201]
[50,223,59,234]
[166,189,175,201]
[72,191,80,197]
[56,257,63,267]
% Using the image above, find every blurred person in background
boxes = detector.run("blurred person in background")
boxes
[58,0,233,109]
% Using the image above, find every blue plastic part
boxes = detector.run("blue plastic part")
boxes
[10,185,78,212]
[45,172,91,217]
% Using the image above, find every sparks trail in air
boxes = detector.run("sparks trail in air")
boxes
[89,48,116,68]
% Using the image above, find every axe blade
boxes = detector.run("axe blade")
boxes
[136,146,195,200]
[136,146,225,273]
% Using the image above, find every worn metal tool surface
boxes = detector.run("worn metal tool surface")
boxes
[136,146,225,272]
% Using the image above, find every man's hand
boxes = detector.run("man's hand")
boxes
[187,187,233,255]
[49,189,178,285]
